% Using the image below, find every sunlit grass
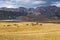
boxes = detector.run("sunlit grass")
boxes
[0,22,60,40]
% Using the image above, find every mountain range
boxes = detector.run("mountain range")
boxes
[0,6,60,22]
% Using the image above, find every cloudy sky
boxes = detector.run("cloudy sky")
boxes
[0,0,60,8]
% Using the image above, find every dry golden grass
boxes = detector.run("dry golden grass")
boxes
[0,22,60,40]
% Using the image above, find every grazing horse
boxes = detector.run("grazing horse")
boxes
[7,25,11,26]
[26,24,29,26]
[13,24,20,28]
[36,22,39,25]
[31,23,38,26]
[40,24,43,26]
[13,24,18,26]
[3,25,6,26]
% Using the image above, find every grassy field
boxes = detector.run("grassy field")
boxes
[0,22,60,40]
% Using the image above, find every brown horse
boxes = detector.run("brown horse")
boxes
[7,25,11,26]
[31,23,38,26]
[26,24,29,26]
[13,24,18,26]
[40,24,43,26]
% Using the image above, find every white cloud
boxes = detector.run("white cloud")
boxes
[14,0,31,3]
[32,1,46,5]
[0,4,17,8]
[0,1,17,8]
[0,0,46,8]
[51,2,60,7]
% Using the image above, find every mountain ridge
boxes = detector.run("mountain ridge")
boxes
[0,6,60,21]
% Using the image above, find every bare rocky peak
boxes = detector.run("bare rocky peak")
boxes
[0,6,60,19]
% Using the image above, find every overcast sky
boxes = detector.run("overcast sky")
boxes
[0,0,60,8]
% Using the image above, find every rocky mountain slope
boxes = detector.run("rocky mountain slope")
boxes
[0,6,60,21]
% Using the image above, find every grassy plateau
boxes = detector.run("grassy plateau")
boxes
[0,22,60,40]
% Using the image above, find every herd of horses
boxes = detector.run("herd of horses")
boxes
[3,22,43,27]
[26,22,43,26]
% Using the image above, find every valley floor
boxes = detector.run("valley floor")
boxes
[0,22,60,40]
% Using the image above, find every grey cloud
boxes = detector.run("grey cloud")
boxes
[0,0,60,8]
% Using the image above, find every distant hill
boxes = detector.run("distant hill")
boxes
[36,6,60,19]
[0,6,60,22]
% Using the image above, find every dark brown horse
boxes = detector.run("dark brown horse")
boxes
[40,24,43,26]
